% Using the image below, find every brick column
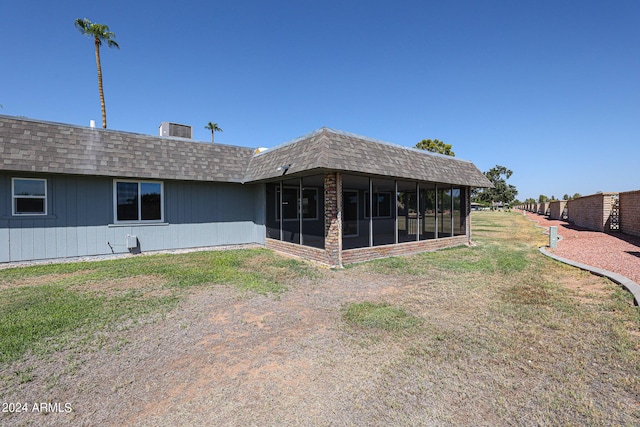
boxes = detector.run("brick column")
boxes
[324,172,342,267]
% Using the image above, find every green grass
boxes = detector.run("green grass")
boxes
[0,248,314,364]
[340,211,640,425]
[343,302,423,331]
[2,211,639,425]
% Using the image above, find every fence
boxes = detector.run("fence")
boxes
[515,190,640,234]
[619,190,640,237]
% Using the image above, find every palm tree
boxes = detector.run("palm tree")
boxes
[75,18,119,129]
[205,122,223,143]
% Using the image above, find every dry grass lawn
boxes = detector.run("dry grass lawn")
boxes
[1,211,639,426]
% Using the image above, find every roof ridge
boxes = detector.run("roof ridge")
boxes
[0,114,253,152]
[251,125,475,164]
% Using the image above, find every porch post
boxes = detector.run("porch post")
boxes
[465,187,472,242]
[434,184,438,239]
[394,180,398,244]
[279,180,283,241]
[369,177,373,247]
[416,182,420,241]
[299,177,303,245]
[324,172,342,267]
[450,186,455,237]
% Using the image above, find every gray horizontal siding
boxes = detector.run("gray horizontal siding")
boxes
[0,172,265,263]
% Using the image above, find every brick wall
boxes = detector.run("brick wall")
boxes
[620,190,640,237]
[567,193,617,232]
[342,236,469,265]
[265,238,329,264]
[537,202,546,215]
[548,200,567,220]
[324,172,342,267]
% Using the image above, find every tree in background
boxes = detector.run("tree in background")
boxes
[415,139,455,156]
[205,122,223,142]
[472,165,518,208]
[538,195,549,203]
[75,18,119,129]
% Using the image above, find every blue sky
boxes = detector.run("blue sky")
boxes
[2,0,639,201]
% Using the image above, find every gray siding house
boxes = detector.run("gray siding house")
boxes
[0,115,491,266]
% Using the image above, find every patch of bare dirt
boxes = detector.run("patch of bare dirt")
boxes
[1,260,638,426]
[556,273,616,303]
[0,271,95,290]
[1,267,448,426]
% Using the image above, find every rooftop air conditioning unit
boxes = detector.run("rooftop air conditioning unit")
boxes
[159,122,192,139]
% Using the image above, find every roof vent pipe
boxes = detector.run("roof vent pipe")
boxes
[90,120,96,128]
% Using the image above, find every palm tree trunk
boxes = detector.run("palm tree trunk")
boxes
[94,38,107,128]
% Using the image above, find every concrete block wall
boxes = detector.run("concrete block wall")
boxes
[567,193,617,232]
[620,190,640,237]
[548,200,567,220]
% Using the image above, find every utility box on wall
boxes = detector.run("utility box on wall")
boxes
[126,235,138,250]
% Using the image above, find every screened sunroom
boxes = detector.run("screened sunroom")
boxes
[245,128,492,266]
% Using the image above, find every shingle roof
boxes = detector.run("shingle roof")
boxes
[0,115,253,182]
[244,128,493,187]
[0,116,492,188]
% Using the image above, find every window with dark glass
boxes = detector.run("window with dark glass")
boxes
[365,192,392,218]
[12,178,47,215]
[115,181,163,222]
[276,187,318,220]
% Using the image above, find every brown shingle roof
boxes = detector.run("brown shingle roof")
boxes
[0,115,253,182]
[0,116,492,188]
[244,128,493,187]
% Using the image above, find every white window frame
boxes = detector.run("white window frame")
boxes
[113,179,164,223]
[12,177,47,216]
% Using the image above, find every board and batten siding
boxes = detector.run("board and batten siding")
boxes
[0,172,265,263]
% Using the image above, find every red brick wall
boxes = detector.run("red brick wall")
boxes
[342,236,469,265]
[265,238,329,264]
[548,200,567,220]
[267,235,469,266]
[567,193,617,232]
[620,190,640,237]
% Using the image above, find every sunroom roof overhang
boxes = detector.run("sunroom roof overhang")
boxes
[243,128,493,188]
[256,168,480,190]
